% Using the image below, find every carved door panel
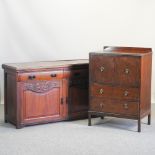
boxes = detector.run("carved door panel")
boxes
[19,80,66,124]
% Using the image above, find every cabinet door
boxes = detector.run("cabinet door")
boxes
[69,78,88,119]
[18,80,67,124]
[115,56,140,87]
[89,55,115,84]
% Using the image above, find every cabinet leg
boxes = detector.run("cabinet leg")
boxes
[100,116,104,119]
[88,113,91,126]
[16,124,24,129]
[148,114,151,125]
[138,119,141,132]
[4,118,8,123]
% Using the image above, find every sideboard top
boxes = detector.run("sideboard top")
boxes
[2,59,89,71]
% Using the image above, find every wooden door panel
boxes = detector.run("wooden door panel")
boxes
[89,55,115,84]
[115,57,140,87]
[20,81,64,123]
[23,89,61,119]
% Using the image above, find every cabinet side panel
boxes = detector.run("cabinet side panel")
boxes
[62,79,68,118]
[140,53,152,118]
[5,72,17,124]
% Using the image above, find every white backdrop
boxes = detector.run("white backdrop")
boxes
[0,0,155,103]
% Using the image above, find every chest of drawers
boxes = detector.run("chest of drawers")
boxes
[88,47,152,132]
[2,60,89,128]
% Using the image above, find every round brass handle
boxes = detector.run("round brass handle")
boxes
[125,68,129,74]
[99,88,104,94]
[124,103,128,109]
[51,74,57,77]
[124,91,129,96]
[100,66,105,72]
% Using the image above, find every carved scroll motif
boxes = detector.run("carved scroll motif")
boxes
[23,81,60,93]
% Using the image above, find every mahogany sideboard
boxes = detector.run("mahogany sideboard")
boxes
[89,47,152,132]
[2,60,89,128]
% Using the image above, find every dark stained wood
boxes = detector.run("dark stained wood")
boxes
[90,98,138,116]
[89,46,152,132]
[104,46,152,54]
[115,56,140,87]
[89,55,115,84]
[140,53,152,118]
[2,60,89,128]
[90,83,139,100]
[68,70,88,119]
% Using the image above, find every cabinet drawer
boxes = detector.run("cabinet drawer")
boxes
[89,55,115,84]
[90,83,139,100]
[90,98,138,116]
[63,69,88,79]
[115,56,140,87]
[17,70,63,81]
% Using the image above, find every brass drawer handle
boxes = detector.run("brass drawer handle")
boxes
[124,103,128,109]
[28,75,36,80]
[99,88,104,94]
[100,66,105,72]
[51,74,57,77]
[100,103,104,108]
[125,68,129,74]
[124,91,129,96]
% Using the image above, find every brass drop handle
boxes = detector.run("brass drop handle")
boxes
[51,74,57,77]
[28,75,36,80]
[125,68,129,74]
[124,91,129,96]
[124,103,128,109]
[100,103,104,108]
[99,88,104,94]
[100,66,105,72]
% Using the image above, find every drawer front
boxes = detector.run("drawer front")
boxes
[89,55,115,84]
[18,70,63,81]
[90,83,139,100]
[89,98,138,116]
[63,69,88,79]
[115,56,140,87]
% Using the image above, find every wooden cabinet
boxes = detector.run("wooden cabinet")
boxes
[2,60,88,128]
[89,47,152,132]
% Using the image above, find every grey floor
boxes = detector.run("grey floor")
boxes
[0,104,155,155]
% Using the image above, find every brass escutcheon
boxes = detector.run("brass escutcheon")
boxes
[99,88,104,94]
[124,91,129,96]
[124,103,128,109]
[100,66,105,72]
[125,68,129,74]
